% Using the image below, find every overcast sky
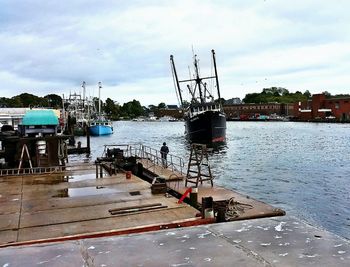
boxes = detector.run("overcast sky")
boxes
[1,0,350,106]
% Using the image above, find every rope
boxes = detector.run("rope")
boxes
[225,197,254,220]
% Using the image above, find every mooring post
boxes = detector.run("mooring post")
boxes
[100,164,103,178]
[86,126,91,154]
[202,196,214,219]
[190,187,198,207]
[95,161,98,178]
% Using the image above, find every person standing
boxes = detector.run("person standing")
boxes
[160,142,169,167]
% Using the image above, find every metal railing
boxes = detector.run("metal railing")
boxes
[0,144,185,177]
[101,144,185,176]
[139,145,184,176]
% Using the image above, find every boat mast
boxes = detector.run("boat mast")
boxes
[82,81,86,108]
[98,82,102,118]
[193,55,204,104]
[170,55,184,106]
[211,49,221,104]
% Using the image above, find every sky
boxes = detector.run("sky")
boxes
[0,0,350,106]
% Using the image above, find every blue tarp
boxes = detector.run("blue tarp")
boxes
[22,110,59,125]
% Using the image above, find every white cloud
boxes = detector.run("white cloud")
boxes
[0,0,350,105]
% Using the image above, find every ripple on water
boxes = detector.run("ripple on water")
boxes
[73,121,350,240]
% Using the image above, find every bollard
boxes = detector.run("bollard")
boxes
[189,187,198,207]
[100,165,103,178]
[201,196,214,219]
[95,162,98,178]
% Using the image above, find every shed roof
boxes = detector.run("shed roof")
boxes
[22,110,59,126]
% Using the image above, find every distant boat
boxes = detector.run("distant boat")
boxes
[63,82,96,136]
[158,116,178,122]
[89,120,113,135]
[89,82,113,136]
[170,50,226,143]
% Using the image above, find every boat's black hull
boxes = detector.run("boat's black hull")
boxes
[185,111,226,143]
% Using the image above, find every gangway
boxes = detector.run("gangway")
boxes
[99,144,185,178]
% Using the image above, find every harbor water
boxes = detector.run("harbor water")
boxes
[73,121,350,240]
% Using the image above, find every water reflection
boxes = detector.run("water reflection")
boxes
[52,186,118,198]
[24,174,70,185]
[71,120,350,239]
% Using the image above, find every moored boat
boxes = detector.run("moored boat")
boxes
[89,82,113,136]
[170,50,226,143]
[89,120,113,135]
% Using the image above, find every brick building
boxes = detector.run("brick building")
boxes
[294,93,350,122]
[155,108,183,119]
[223,103,295,120]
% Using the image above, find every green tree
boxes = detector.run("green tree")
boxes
[12,93,44,107]
[303,90,311,98]
[120,99,144,118]
[158,102,167,109]
[44,94,62,108]
[104,98,120,120]
[322,91,331,98]
[243,88,307,104]
[148,105,157,113]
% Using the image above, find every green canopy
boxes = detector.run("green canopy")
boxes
[22,110,59,126]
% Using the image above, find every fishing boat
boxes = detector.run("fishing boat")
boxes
[170,49,226,143]
[89,82,113,136]
[63,82,96,136]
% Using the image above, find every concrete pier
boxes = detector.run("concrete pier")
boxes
[0,216,348,266]
[1,147,348,266]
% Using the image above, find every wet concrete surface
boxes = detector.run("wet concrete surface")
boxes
[0,216,349,267]
[0,167,200,245]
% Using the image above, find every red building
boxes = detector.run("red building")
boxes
[224,103,295,120]
[294,93,350,122]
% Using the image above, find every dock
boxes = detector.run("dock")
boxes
[0,144,284,247]
[1,144,348,266]
[0,163,202,246]
[0,215,348,266]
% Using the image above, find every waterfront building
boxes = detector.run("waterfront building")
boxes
[155,106,183,119]
[294,93,350,122]
[223,103,295,120]
[0,108,28,129]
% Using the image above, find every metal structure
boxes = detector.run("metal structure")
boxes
[185,143,213,187]
[101,144,185,176]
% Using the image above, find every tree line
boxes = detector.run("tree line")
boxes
[1,89,349,120]
[0,93,168,120]
[242,87,349,104]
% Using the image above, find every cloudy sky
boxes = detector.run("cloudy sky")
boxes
[1,0,350,106]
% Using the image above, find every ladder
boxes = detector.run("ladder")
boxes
[18,144,33,171]
[185,143,213,187]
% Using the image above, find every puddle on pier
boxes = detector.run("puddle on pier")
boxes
[68,173,98,182]
[23,173,98,185]
[52,186,120,198]
[24,175,69,185]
